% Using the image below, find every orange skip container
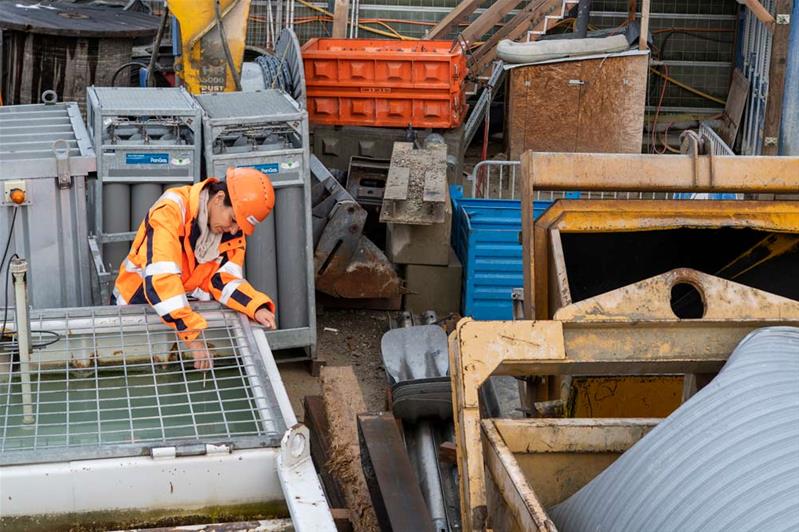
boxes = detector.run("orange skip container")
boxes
[301,38,467,129]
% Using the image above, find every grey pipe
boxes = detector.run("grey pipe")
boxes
[574,0,592,38]
[273,187,308,330]
[551,327,799,532]
[246,213,279,310]
[103,183,131,272]
[415,422,448,532]
[131,184,163,229]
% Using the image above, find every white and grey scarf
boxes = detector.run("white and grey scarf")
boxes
[194,188,223,264]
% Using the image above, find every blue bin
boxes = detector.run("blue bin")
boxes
[451,185,554,320]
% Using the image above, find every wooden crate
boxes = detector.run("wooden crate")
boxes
[506,51,649,159]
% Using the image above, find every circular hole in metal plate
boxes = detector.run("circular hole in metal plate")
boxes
[670,282,706,319]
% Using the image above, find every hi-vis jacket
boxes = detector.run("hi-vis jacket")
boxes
[113,179,275,342]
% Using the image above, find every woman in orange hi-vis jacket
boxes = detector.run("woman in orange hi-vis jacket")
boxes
[112,168,277,371]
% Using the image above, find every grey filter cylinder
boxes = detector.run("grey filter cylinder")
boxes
[246,213,279,316]
[550,326,799,532]
[103,183,131,272]
[274,187,309,330]
[131,183,163,229]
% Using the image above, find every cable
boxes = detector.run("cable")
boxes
[215,0,243,91]
[111,61,150,87]
[147,6,170,88]
[0,207,19,340]
[648,67,727,106]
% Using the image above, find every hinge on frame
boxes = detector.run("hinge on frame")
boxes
[150,443,231,459]
[53,139,73,189]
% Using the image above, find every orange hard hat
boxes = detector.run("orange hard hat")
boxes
[225,167,275,235]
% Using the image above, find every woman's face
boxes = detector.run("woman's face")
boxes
[207,191,240,235]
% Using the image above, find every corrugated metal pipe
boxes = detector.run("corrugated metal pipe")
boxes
[550,327,799,532]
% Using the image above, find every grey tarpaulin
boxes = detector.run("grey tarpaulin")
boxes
[550,326,799,532]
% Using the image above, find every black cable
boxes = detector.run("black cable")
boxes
[1,207,19,339]
[1,253,18,350]
[111,62,151,87]
[215,0,242,91]
[147,6,171,88]
[0,207,63,353]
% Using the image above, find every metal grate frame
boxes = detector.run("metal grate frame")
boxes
[0,304,286,466]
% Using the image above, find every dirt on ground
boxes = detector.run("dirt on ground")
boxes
[280,309,389,420]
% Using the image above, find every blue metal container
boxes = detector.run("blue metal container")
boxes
[451,185,554,320]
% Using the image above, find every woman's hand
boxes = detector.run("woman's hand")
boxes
[184,339,213,370]
[254,308,276,330]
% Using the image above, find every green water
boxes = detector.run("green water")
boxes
[0,365,266,452]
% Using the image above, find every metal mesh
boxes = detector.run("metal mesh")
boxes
[0,306,285,465]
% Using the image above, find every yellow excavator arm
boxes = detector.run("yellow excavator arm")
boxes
[167,0,251,93]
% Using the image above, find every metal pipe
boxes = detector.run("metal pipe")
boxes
[103,183,131,272]
[11,257,33,424]
[780,2,799,155]
[415,421,448,532]
[245,213,279,309]
[575,0,592,38]
[274,187,308,330]
[130,184,162,229]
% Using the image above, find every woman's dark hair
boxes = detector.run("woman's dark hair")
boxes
[205,180,233,206]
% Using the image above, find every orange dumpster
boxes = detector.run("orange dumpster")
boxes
[301,38,467,129]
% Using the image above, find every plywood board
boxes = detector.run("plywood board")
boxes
[507,53,648,159]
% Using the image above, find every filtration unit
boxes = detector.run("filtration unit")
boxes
[0,94,95,308]
[86,86,202,304]
[0,289,334,529]
[195,90,316,357]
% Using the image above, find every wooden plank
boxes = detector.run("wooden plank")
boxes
[639,0,650,50]
[743,0,776,27]
[357,413,435,532]
[303,396,348,510]
[424,0,483,40]
[332,0,351,38]
[472,0,568,76]
[762,0,793,155]
[719,68,749,148]
[321,367,379,532]
[460,0,523,45]
[521,154,535,320]
[471,0,550,64]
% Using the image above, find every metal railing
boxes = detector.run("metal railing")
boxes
[467,160,681,201]
[740,0,776,155]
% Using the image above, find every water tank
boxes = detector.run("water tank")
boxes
[0,2,159,112]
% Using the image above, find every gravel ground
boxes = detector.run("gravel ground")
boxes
[280,309,390,419]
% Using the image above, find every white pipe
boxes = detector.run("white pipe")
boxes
[11,257,33,425]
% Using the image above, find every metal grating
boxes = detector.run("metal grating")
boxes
[0,305,286,466]
[90,87,198,112]
[196,89,301,119]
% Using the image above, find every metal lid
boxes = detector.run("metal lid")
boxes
[195,90,302,120]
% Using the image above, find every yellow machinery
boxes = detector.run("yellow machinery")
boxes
[449,152,799,531]
[167,0,251,93]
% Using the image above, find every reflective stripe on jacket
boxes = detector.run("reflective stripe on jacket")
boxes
[113,179,275,342]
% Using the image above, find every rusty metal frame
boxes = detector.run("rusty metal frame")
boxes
[481,418,660,532]
[532,200,799,319]
[520,151,799,319]
[450,274,799,531]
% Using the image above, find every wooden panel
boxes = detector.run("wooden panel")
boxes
[575,53,648,153]
[507,63,581,159]
[762,0,793,155]
[719,68,750,147]
[507,54,648,159]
